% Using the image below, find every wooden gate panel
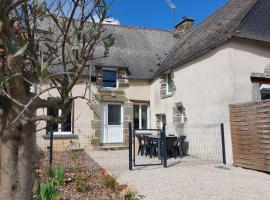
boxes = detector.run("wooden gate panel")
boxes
[230,100,270,172]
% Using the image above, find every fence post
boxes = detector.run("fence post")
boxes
[48,124,54,167]
[128,123,133,170]
[221,123,226,165]
[161,123,167,168]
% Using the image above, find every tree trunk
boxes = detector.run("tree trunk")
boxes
[0,122,35,200]
[16,123,35,200]
[0,107,3,182]
[0,133,19,200]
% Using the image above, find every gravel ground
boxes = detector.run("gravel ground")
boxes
[87,150,270,200]
[118,164,270,200]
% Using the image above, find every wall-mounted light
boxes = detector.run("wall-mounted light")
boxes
[111,91,116,97]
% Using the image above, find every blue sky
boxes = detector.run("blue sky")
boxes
[107,0,229,30]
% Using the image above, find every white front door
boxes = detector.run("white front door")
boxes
[101,103,123,144]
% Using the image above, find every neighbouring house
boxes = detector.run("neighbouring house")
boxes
[37,0,270,164]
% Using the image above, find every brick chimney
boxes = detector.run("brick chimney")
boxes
[175,17,194,35]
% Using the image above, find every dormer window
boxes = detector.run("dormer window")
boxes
[165,72,173,95]
[102,70,118,88]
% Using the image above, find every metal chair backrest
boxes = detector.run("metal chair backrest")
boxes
[136,135,144,146]
[166,136,178,149]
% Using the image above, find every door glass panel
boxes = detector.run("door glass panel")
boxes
[108,104,121,125]
[141,105,148,129]
[133,105,140,129]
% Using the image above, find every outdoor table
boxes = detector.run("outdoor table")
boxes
[135,131,153,136]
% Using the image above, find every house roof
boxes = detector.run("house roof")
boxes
[234,0,270,42]
[92,24,177,79]
[42,17,177,80]
[153,0,270,78]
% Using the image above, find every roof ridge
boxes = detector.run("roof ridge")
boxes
[102,23,174,32]
[44,13,174,33]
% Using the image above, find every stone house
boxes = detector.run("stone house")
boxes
[38,0,270,163]
[37,24,176,150]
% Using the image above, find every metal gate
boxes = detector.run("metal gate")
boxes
[129,123,226,170]
[131,126,164,168]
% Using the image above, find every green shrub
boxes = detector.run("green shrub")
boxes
[74,172,89,194]
[102,175,117,189]
[37,182,58,200]
[115,186,143,200]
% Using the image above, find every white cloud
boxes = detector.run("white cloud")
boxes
[92,15,120,25]
[103,17,120,25]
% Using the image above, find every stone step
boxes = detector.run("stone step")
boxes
[98,145,129,151]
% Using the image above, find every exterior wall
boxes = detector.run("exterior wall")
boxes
[35,73,151,151]
[36,80,94,151]
[125,79,150,101]
[150,38,270,163]
[90,71,150,148]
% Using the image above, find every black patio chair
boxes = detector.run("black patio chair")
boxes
[136,135,145,156]
[144,136,157,158]
[166,137,178,159]
[178,135,187,157]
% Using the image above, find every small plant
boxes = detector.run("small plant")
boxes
[115,186,144,200]
[74,172,89,194]
[37,182,58,200]
[35,165,65,200]
[52,165,65,186]
[102,175,117,189]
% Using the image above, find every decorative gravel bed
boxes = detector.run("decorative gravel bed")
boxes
[32,150,127,200]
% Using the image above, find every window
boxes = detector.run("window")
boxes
[260,84,270,100]
[108,104,121,125]
[133,104,149,130]
[102,70,117,88]
[47,108,72,134]
[165,72,173,95]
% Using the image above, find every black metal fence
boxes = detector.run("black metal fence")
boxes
[35,122,225,175]
[130,123,225,169]
[35,122,129,176]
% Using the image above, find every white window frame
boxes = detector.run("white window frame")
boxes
[165,72,173,95]
[102,68,119,89]
[134,104,150,130]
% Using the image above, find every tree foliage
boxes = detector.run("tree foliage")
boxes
[0,0,112,126]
